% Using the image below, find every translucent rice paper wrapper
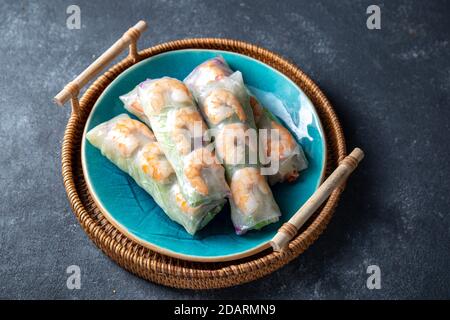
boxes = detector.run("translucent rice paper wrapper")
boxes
[229,167,281,234]
[184,56,233,93]
[86,114,225,235]
[119,87,151,127]
[186,68,281,234]
[137,77,230,207]
[192,71,257,175]
[249,96,308,185]
[185,55,308,185]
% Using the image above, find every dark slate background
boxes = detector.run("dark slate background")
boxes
[0,0,449,299]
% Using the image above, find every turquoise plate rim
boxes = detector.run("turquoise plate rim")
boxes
[81,48,327,262]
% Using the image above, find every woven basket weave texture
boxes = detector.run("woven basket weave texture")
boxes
[61,38,346,289]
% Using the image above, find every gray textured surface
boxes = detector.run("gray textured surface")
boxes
[1,0,449,299]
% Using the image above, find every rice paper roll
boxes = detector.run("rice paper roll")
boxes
[249,96,308,184]
[137,77,230,207]
[185,66,281,234]
[86,114,225,235]
[185,56,307,185]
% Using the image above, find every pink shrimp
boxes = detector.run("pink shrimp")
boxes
[203,88,247,125]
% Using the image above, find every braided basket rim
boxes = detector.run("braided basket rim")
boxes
[61,38,347,289]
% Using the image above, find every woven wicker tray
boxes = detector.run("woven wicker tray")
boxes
[58,23,346,289]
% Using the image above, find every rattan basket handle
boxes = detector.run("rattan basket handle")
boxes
[271,147,364,252]
[53,20,148,115]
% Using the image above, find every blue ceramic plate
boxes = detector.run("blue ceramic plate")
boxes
[82,49,326,262]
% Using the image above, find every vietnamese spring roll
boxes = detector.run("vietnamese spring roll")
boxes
[137,77,230,207]
[185,66,281,234]
[184,56,307,185]
[86,114,225,235]
[249,96,308,184]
